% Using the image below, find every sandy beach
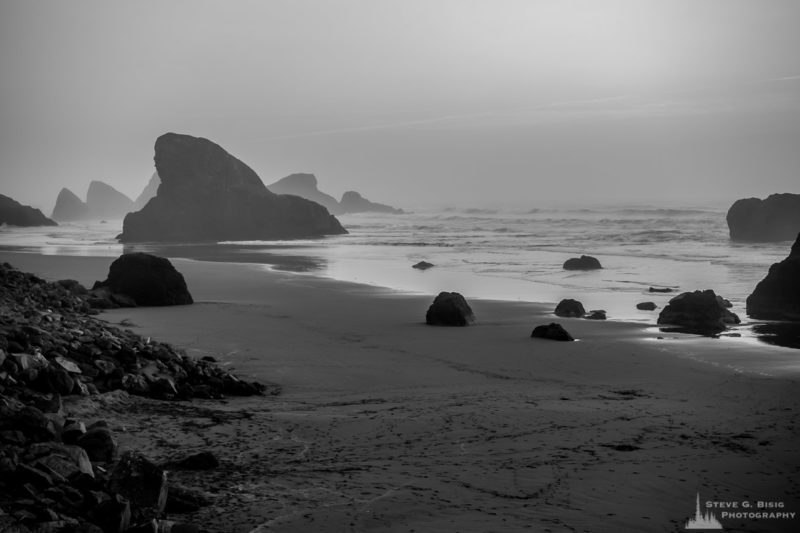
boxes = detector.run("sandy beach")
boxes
[2,249,799,533]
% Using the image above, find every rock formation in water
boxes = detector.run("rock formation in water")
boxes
[133,172,161,211]
[51,188,89,221]
[86,180,134,219]
[727,193,800,242]
[563,255,602,270]
[119,133,347,242]
[0,194,57,227]
[340,191,404,214]
[51,182,134,221]
[746,233,800,320]
[554,299,586,317]
[91,253,193,307]
[267,173,343,215]
[657,289,740,334]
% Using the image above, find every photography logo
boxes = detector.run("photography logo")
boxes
[686,493,723,530]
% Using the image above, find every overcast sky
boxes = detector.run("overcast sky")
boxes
[2,0,799,212]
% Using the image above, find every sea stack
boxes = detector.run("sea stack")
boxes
[0,194,57,227]
[267,173,343,215]
[51,188,89,221]
[746,232,800,320]
[118,133,347,242]
[726,193,800,242]
[339,191,404,214]
[86,180,134,219]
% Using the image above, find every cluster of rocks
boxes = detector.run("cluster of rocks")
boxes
[0,261,275,531]
[51,181,135,222]
[266,173,404,215]
[554,299,606,320]
[656,289,739,335]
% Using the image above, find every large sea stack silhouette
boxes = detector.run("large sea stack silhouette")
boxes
[119,133,347,242]
[0,194,57,227]
[51,182,134,221]
[746,232,800,320]
[727,193,800,242]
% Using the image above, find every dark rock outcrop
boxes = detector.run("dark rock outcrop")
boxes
[91,253,193,307]
[339,191,404,214]
[586,310,606,320]
[637,302,657,311]
[746,233,800,320]
[554,299,585,318]
[649,287,673,293]
[563,255,602,270]
[657,289,740,334]
[727,193,800,242]
[133,172,160,211]
[267,173,343,215]
[531,323,574,341]
[0,194,57,227]
[412,261,434,270]
[119,133,347,242]
[425,292,475,326]
[109,451,168,513]
[85,181,134,219]
[51,188,88,221]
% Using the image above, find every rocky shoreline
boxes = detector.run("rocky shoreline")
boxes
[0,262,278,532]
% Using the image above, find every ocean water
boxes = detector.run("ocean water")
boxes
[0,204,795,348]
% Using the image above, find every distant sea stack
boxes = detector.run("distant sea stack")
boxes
[0,194,57,227]
[340,191,404,214]
[51,188,89,221]
[746,232,800,320]
[86,180,134,219]
[726,193,800,242]
[133,172,160,211]
[119,133,347,243]
[51,182,135,221]
[267,173,343,215]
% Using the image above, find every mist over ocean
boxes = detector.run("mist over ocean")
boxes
[1,202,790,328]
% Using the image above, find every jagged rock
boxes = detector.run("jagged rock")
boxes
[727,193,800,242]
[554,299,585,318]
[563,255,602,270]
[119,133,347,242]
[133,173,160,211]
[586,310,606,320]
[108,452,168,513]
[339,191,404,214]
[85,181,134,219]
[657,289,740,334]
[412,261,434,270]
[51,189,88,221]
[77,426,117,463]
[637,302,657,311]
[267,173,343,214]
[746,233,800,320]
[91,253,193,307]
[531,323,574,341]
[425,292,475,326]
[0,195,57,227]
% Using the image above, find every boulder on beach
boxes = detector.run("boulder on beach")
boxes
[118,133,348,242]
[726,193,800,242]
[412,261,434,270]
[267,173,343,215]
[339,191,404,214]
[657,289,740,334]
[425,291,475,326]
[0,194,57,227]
[531,322,574,341]
[51,188,89,221]
[554,299,586,318]
[563,255,602,270]
[637,301,657,311]
[746,232,800,320]
[586,310,606,320]
[91,253,193,307]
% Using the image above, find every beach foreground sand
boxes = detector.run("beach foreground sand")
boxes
[2,250,799,533]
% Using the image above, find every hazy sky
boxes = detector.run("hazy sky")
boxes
[2,0,799,212]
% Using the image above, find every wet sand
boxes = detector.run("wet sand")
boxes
[2,250,799,533]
